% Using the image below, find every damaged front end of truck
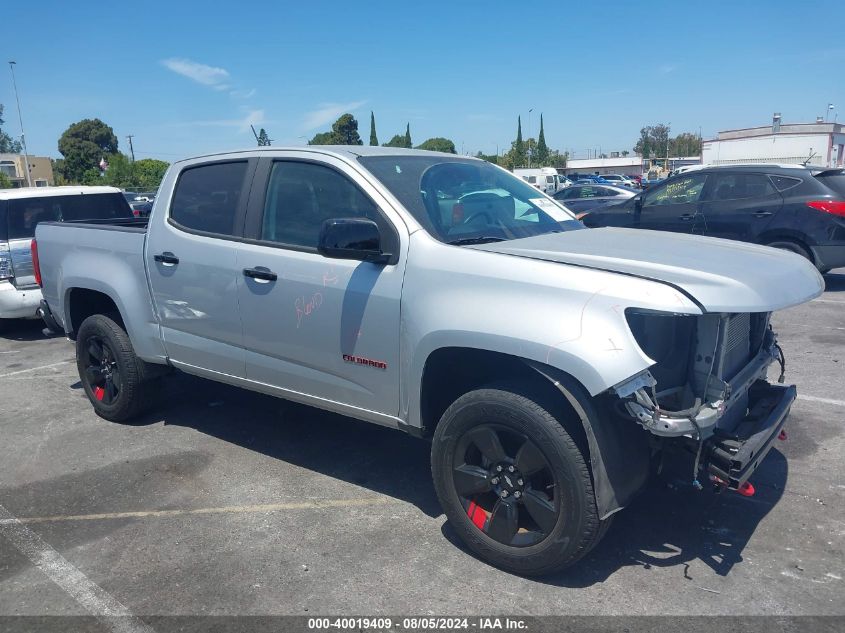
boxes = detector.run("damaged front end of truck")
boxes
[614,309,795,493]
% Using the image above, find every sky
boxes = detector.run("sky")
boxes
[2,0,844,163]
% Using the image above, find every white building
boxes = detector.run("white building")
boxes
[702,120,845,168]
[564,156,700,178]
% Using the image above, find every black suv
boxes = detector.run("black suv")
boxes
[579,165,845,272]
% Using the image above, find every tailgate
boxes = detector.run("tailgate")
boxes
[8,237,37,288]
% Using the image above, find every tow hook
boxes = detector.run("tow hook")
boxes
[736,481,756,497]
[778,429,788,441]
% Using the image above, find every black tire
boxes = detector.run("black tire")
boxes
[766,240,815,265]
[76,313,149,422]
[431,382,608,576]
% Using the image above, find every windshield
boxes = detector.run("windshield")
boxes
[358,156,582,243]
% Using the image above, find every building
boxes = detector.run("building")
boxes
[702,118,845,167]
[0,153,54,188]
[564,155,700,178]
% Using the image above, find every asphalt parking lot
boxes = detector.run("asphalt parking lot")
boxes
[0,272,843,620]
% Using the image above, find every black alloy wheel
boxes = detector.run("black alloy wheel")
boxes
[453,424,559,547]
[83,335,122,404]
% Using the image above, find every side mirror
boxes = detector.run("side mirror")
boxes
[318,218,390,263]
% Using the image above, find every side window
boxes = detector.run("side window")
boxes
[709,173,777,200]
[170,161,248,236]
[261,161,381,249]
[644,174,707,207]
[770,175,803,192]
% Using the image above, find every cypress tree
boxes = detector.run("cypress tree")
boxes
[404,123,412,148]
[535,114,549,165]
[369,111,378,146]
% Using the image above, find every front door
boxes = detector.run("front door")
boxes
[146,159,255,377]
[236,155,406,417]
[636,172,708,234]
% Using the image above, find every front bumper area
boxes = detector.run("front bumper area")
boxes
[706,382,796,488]
[0,280,42,320]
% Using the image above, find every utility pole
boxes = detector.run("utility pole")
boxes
[126,135,135,162]
[7,61,32,187]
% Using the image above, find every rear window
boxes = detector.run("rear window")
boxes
[5,193,133,240]
[815,172,845,197]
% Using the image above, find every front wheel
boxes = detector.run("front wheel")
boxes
[431,383,608,576]
[76,313,148,422]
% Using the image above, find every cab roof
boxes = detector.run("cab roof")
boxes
[174,145,468,165]
[0,186,122,201]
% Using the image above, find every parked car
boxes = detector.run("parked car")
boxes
[600,174,637,188]
[513,168,567,194]
[127,200,154,218]
[553,184,636,214]
[0,186,135,329]
[572,174,611,184]
[580,165,845,273]
[35,148,822,575]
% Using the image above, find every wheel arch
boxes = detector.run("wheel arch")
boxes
[415,346,651,519]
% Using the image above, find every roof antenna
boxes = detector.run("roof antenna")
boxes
[802,149,817,166]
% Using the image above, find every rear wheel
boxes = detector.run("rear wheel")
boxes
[76,313,148,422]
[766,240,814,264]
[431,383,608,576]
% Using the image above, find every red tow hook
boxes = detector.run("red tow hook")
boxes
[736,481,756,497]
[778,429,788,441]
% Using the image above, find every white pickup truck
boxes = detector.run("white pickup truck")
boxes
[34,147,823,575]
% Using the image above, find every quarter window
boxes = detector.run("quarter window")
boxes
[170,161,248,236]
[261,161,382,249]
[769,175,803,192]
[644,174,707,206]
[709,173,776,200]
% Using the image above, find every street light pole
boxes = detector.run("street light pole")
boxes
[528,108,534,168]
[8,61,32,187]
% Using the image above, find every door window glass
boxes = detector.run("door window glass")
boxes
[170,161,248,236]
[261,161,381,248]
[709,173,777,200]
[644,174,707,207]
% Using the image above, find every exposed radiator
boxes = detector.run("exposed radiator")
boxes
[720,313,752,380]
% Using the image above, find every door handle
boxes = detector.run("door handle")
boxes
[243,267,278,282]
[154,252,179,265]
[679,213,695,221]
[753,211,773,218]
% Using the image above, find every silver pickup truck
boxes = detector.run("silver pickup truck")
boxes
[35,147,823,575]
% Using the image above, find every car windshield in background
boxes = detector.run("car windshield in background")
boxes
[358,156,582,244]
[5,193,133,240]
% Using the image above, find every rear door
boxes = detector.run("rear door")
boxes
[635,172,708,234]
[146,158,257,377]
[235,153,406,417]
[698,171,783,241]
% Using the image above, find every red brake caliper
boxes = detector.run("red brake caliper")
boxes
[93,386,105,401]
[466,500,488,530]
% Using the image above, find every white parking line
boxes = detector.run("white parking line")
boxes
[0,503,153,633]
[0,497,394,526]
[798,394,845,407]
[0,359,73,379]
[813,298,845,304]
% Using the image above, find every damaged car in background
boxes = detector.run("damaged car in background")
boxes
[34,148,824,576]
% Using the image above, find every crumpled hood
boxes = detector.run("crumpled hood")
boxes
[470,227,824,313]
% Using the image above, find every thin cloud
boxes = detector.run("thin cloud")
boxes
[659,64,678,74]
[303,100,367,130]
[230,88,257,99]
[186,109,267,133]
[162,58,231,90]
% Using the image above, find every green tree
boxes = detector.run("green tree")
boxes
[535,114,549,165]
[0,172,13,189]
[416,137,456,153]
[369,111,378,146]
[512,116,526,167]
[670,132,701,157]
[102,152,135,188]
[382,134,407,148]
[257,128,271,146]
[308,113,363,145]
[404,123,412,148]
[308,131,336,145]
[133,158,169,190]
[634,123,671,158]
[58,118,119,184]
[0,105,23,154]
[621,150,630,157]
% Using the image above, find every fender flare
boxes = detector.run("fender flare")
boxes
[525,360,651,519]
